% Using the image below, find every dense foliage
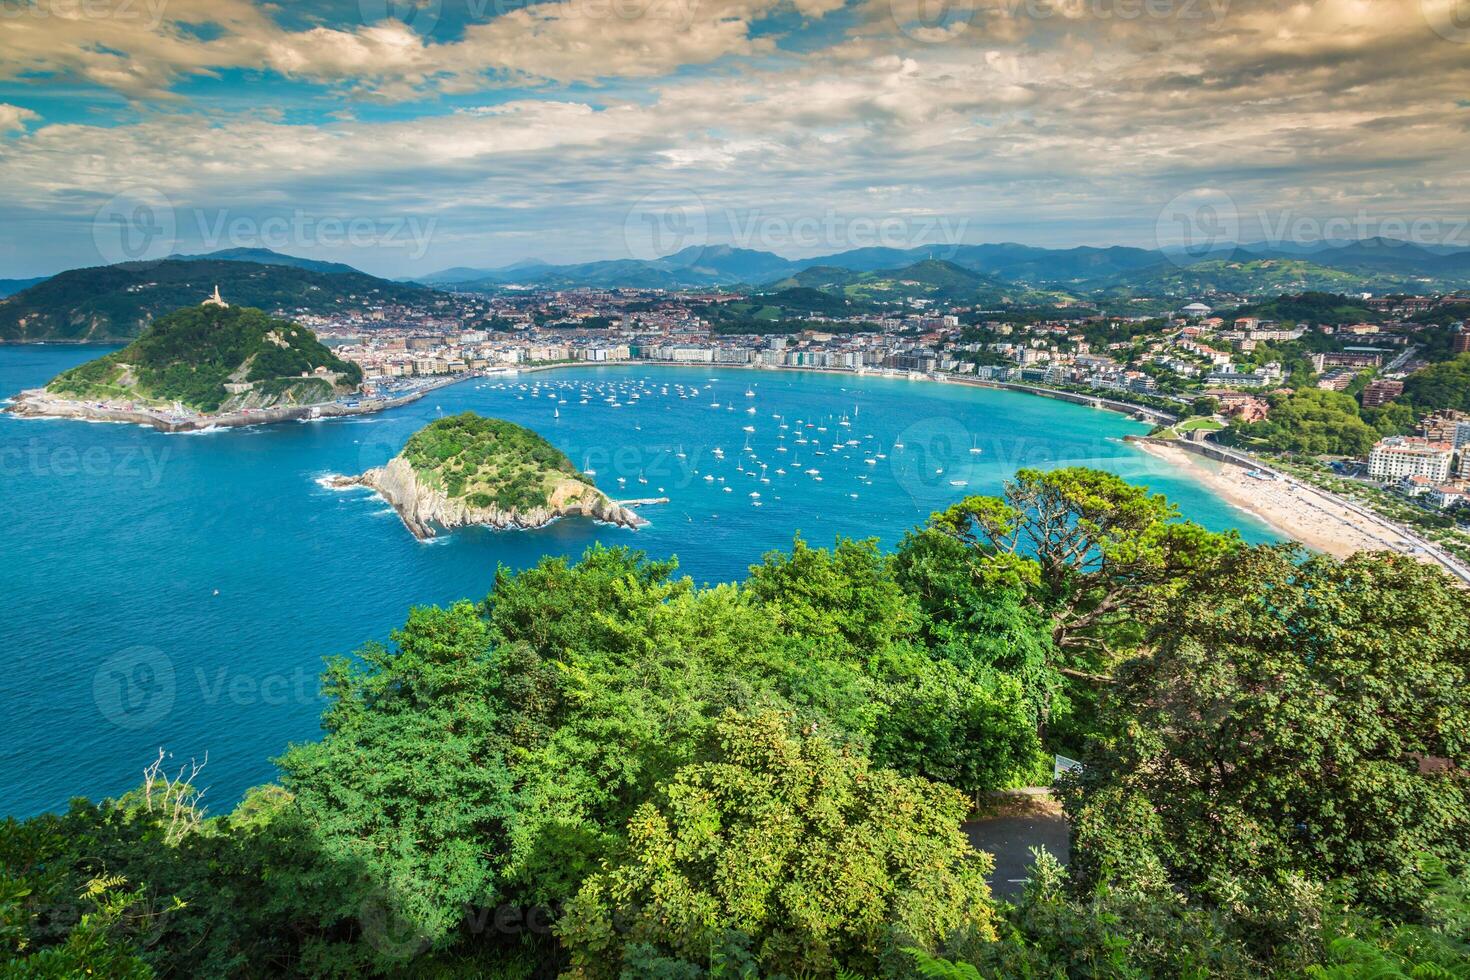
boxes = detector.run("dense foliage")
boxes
[399,411,593,509]
[1224,291,1375,325]
[1224,387,1390,456]
[47,305,361,412]
[3,469,1468,978]
[1402,353,1470,413]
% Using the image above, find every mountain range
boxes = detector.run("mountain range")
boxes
[4,237,1467,342]
[418,237,1470,293]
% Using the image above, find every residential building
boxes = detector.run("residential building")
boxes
[1368,437,1454,482]
[1360,379,1404,408]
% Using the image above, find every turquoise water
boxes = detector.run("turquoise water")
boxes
[0,347,1273,818]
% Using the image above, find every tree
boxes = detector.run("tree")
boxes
[1229,388,1382,456]
[926,468,1238,677]
[1403,354,1470,413]
[1063,546,1470,913]
[557,711,996,979]
[277,601,515,963]
[1189,395,1220,418]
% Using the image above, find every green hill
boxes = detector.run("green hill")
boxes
[46,303,362,412]
[401,412,593,512]
[1097,258,1386,299]
[0,258,436,342]
[1225,291,1376,324]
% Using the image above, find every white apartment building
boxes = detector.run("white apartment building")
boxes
[1368,437,1454,482]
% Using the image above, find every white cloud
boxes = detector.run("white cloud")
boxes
[0,103,38,134]
[1,0,1468,274]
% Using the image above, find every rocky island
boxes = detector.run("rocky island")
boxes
[332,412,648,538]
[4,295,416,431]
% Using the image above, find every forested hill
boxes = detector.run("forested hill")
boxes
[0,258,435,342]
[45,304,362,412]
[401,412,593,511]
[4,468,1468,977]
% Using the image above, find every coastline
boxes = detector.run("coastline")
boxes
[3,375,460,432]
[328,455,648,540]
[1132,437,1470,582]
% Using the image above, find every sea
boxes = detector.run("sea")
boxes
[0,346,1274,818]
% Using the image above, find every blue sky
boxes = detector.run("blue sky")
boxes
[0,0,1468,278]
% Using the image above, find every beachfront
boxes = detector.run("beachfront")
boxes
[1134,439,1470,581]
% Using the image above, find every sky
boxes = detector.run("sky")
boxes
[0,0,1468,278]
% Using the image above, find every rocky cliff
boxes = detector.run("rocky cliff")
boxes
[333,455,646,539]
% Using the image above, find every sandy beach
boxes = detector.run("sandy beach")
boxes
[1134,439,1454,567]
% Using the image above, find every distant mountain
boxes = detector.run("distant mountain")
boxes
[429,241,1209,292]
[166,247,368,278]
[420,259,553,285]
[0,259,436,342]
[1093,257,1383,299]
[0,277,47,299]
[416,236,1468,295]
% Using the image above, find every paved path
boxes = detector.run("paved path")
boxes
[964,802,1070,900]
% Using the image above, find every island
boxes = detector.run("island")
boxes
[330,412,649,538]
[5,296,427,431]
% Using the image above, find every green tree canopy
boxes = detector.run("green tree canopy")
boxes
[557,710,996,979]
[1064,545,1470,913]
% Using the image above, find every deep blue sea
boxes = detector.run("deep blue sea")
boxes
[0,346,1273,818]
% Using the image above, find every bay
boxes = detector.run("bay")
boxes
[0,346,1272,818]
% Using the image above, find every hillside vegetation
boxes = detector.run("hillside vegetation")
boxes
[0,258,433,342]
[3,468,1467,977]
[402,412,593,511]
[46,304,362,412]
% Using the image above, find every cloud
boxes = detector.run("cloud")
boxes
[0,103,38,133]
[1,0,1468,274]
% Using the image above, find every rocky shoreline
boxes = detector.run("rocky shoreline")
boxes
[330,455,648,539]
[4,384,439,432]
